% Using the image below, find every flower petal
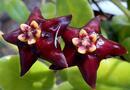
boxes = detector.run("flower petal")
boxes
[42,49,68,68]
[18,34,27,42]
[3,29,21,44]
[63,27,79,44]
[43,15,72,34]
[30,20,39,29]
[36,38,68,68]
[79,29,88,38]
[88,44,96,52]
[96,35,127,59]
[50,45,77,70]
[20,24,30,32]
[55,15,72,30]
[89,32,98,43]
[27,7,44,24]
[78,46,87,54]
[83,16,101,33]
[35,29,41,38]
[27,38,36,45]
[72,38,80,46]
[18,45,38,76]
[78,55,101,89]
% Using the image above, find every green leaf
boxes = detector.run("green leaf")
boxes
[121,38,130,60]
[41,2,56,19]
[56,0,94,27]
[56,0,70,16]
[111,15,130,60]
[63,66,90,90]
[52,82,74,90]
[58,69,68,81]
[3,0,29,23]
[96,84,129,90]
[111,15,130,41]
[62,58,130,90]
[0,55,55,90]
[97,58,130,90]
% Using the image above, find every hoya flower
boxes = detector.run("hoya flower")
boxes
[18,20,41,45]
[50,16,127,89]
[2,7,72,76]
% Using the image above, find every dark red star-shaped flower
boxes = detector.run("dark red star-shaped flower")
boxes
[2,7,72,76]
[50,16,127,89]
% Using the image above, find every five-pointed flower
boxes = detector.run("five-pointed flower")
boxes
[2,7,72,76]
[50,16,127,89]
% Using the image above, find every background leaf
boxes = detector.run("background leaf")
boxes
[0,55,55,90]
[60,58,130,90]
[121,38,130,60]
[56,0,94,27]
[3,0,29,23]
[111,15,130,60]
[41,2,56,19]
[52,82,74,90]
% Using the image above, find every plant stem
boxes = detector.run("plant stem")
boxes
[111,0,130,20]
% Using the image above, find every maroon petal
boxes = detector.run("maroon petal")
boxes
[49,45,77,70]
[42,15,72,35]
[54,15,72,31]
[27,7,44,24]
[41,49,68,68]
[62,27,79,44]
[36,38,68,68]
[83,16,101,33]
[2,29,21,44]
[96,35,127,59]
[78,55,100,89]
[63,45,77,66]
[18,46,38,76]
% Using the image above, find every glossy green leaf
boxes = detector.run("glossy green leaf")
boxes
[56,0,94,27]
[41,2,56,19]
[58,69,68,81]
[0,55,55,90]
[3,0,29,23]
[98,58,130,88]
[63,66,90,90]
[96,84,129,90]
[56,0,70,16]
[52,82,74,90]
[63,58,130,90]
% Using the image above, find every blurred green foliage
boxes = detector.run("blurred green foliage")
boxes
[41,2,56,19]
[0,0,29,23]
[0,55,55,90]
[60,58,130,90]
[56,0,94,27]
[111,15,130,60]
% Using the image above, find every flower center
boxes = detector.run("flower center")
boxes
[72,29,98,54]
[18,20,41,45]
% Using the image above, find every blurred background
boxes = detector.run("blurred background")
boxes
[0,0,130,90]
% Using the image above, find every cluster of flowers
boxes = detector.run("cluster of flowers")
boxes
[1,7,127,89]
